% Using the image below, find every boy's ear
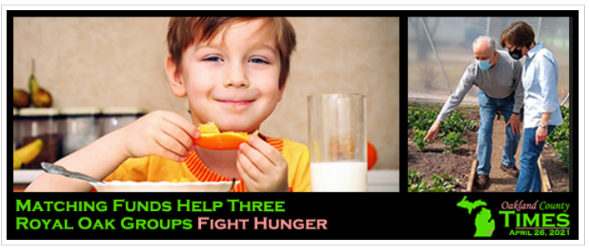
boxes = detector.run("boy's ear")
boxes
[165,55,186,98]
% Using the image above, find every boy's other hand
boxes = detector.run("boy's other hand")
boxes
[120,110,198,162]
[236,135,289,192]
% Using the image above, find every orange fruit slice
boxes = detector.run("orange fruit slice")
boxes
[194,122,255,150]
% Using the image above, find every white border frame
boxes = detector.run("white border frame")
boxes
[1,2,585,248]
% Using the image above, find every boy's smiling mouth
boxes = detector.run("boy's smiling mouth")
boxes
[215,99,256,106]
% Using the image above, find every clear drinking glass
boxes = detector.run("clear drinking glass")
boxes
[308,93,367,192]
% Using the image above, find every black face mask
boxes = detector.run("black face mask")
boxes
[509,42,533,60]
[509,47,523,60]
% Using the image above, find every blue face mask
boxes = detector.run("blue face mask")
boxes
[478,59,492,71]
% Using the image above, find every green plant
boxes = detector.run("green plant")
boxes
[561,106,569,122]
[430,172,461,192]
[408,108,477,140]
[408,169,421,184]
[439,111,477,137]
[466,120,477,131]
[442,132,466,153]
[546,121,569,145]
[441,112,462,134]
[554,140,569,168]
[544,106,570,167]
[413,130,432,152]
[408,170,429,192]
[408,170,461,192]
[408,108,438,132]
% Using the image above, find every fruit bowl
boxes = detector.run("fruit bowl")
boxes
[90,180,239,192]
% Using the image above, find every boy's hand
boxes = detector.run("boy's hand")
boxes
[236,135,289,192]
[120,110,199,162]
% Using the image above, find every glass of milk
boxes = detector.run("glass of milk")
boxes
[308,93,367,192]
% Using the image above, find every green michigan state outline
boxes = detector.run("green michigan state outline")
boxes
[457,196,495,237]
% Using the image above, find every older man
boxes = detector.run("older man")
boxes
[424,36,523,189]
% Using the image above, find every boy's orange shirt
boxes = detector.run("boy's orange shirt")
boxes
[103,136,311,192]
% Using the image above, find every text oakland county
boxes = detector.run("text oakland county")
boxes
[15,199,327,231]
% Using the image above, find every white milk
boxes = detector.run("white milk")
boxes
[310,162,367,192]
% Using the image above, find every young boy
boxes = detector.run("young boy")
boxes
[25,17,311,192]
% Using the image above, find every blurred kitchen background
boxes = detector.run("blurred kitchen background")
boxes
[12,17,400,191]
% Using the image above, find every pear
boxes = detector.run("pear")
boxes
[29,58,53,108]
[13,88,30,108]
[32,89,52,107]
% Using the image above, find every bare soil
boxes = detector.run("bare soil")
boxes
[541,146,570,192]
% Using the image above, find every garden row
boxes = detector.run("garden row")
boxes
[408,106,479,192]
[408,169,461,192]
[408,107,477,153]
[407,105,570,192]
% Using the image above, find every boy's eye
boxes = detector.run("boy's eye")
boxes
[249,58,269,64]
[204,56,222,62]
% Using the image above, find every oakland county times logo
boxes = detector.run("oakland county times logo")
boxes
[457,196,495,237]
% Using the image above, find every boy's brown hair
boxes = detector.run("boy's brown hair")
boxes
[167,17,296,89]
[500,21,535,49]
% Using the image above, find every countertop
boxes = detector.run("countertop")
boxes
[14,169,399,192]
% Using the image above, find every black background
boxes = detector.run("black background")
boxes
[5,9,580,241]
[8,193,579,240]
